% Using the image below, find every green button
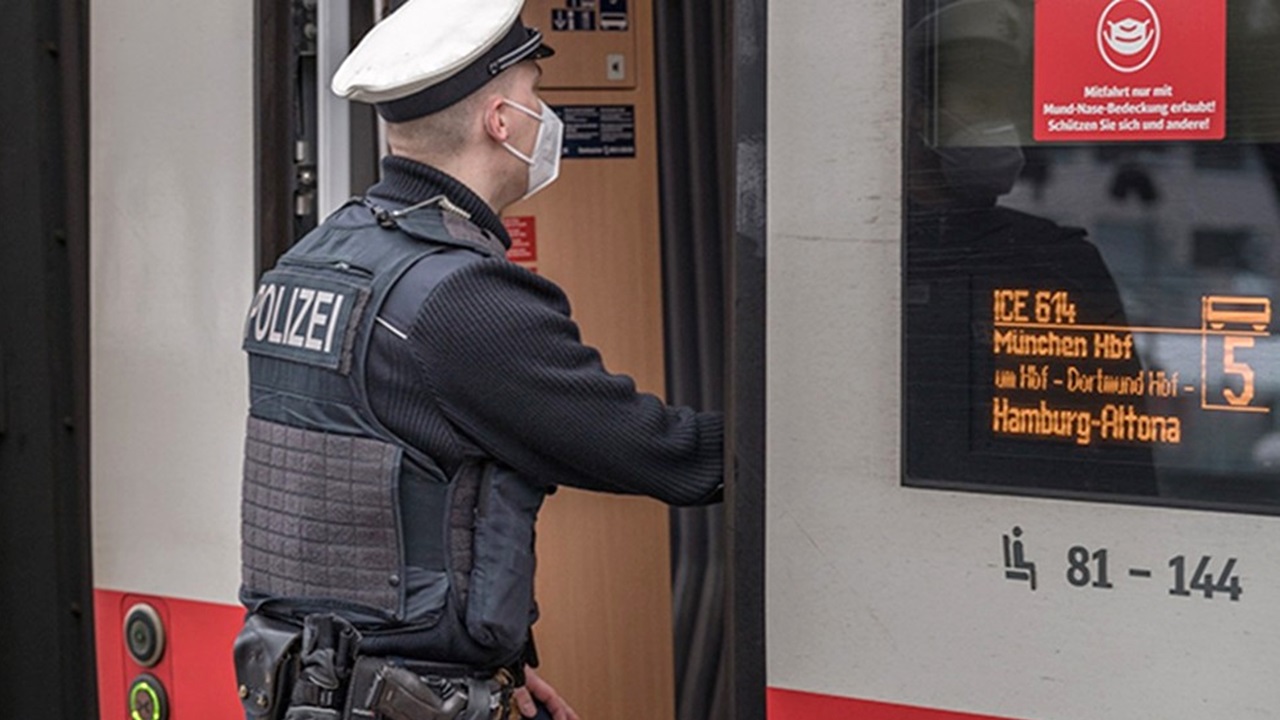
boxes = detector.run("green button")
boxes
[128,674,167,720]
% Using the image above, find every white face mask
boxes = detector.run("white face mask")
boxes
[501,99,564,201]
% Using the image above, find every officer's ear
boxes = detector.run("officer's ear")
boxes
[481,95,513,145]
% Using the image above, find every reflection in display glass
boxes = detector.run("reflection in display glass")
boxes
[902,0,1280,510]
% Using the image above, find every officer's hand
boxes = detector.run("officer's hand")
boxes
[513,666,579,720]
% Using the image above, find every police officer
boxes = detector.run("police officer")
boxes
[233,1,724,718]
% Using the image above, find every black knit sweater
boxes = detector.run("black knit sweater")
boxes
[363,156,724,505]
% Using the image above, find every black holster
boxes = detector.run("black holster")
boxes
[344,656,513,720]
[362,662,468,720]
[233,614,302,720]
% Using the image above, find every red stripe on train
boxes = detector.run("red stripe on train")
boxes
[94,589,244,719]
[93,592,1031,720]
[769,687,1027,720]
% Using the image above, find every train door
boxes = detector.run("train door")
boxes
[507,1,683,714]
[766,1,1280,718]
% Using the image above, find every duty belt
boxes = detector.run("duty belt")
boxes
[234,613,519,720]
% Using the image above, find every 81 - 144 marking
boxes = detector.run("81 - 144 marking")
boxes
[1067,546,1242,601]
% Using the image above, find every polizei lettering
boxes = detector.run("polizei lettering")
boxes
[247,282,346,354]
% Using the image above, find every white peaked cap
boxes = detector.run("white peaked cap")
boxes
[331,0,553,122]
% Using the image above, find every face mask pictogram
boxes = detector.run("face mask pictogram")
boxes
[1104,19,1153,56]
[1096,0,1161,73]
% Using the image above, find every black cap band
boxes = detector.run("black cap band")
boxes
[376,19,554,122]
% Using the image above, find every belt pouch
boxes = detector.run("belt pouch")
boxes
[465,463,545,652]
[234,614,303,720]
[283,614,361,720]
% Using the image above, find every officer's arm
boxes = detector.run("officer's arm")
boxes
[414,260,723,505]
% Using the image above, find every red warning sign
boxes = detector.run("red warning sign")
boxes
[1033,0,1225,142]
[502,216,537,265]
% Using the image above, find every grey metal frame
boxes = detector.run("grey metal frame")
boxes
[727,0,767,716]
[0,0,95,713]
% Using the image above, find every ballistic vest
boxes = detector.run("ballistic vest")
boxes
[240,199,544,669]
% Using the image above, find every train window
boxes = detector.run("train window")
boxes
[902,0,1280,512]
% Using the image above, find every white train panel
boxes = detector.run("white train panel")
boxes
[90,0,251,605]
[765,1,1280,718]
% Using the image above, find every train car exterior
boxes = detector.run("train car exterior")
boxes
[767,1,1280,718]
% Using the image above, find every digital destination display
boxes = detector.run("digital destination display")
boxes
[903,0,1280,511]
[989,291,1269,448]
